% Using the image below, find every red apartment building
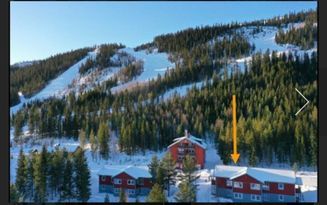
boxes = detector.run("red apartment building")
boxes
[210,165,299,202]
[98,165,153,197]
[168,130,206,169]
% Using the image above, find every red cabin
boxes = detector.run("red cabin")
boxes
[168,130,206,169]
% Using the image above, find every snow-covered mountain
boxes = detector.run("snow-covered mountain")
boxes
[10,20,317,203]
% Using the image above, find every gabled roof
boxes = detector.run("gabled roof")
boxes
[97,165,152,179]
[212,165,296,184]
[168,134,207,149]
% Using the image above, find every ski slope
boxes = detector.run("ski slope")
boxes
[10,51,97,115]
[110,48,175,93]
[160,23,317,101]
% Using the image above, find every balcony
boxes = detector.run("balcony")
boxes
[178,142,195,148]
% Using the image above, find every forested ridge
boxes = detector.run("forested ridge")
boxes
[275,10,317,50]
[11,9,317,168]
[12,50,317,167]
[10,47,92,107]
[135,9,316,53]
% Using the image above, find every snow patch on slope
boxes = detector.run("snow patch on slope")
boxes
[10,51,97,115]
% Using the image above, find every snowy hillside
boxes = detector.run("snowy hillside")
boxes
[10,50,97,115]
[160,23,317,101]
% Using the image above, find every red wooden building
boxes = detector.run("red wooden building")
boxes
[210,165,298,202]
[98,165,153,197]
[168,130,206,169]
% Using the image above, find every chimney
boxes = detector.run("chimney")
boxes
[185,129,189,138]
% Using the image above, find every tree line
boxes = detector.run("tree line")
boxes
[147,154,199,202]
[275,22,317,49]
[10,47,92,107]
[12,146,91,203]
[11,50,317,167]
[134,9,316,53]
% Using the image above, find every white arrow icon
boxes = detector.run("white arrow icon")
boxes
[295,88,310,116]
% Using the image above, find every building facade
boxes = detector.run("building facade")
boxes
[98,165,153,197]
[211,165,298,202]
[168,130,206,169]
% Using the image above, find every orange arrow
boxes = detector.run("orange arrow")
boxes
[231,95,240,164]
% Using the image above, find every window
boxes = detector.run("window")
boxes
[101,176,106,182]
[250,183,261,190]
[138,178,144,185]
[226,180,233,187]
[128,189,135,195]
[114,178,122,185]
[114,188,120,194]
[233,181,243,189]
[279,195,284,201]
[251,194,261,201]
[127,179,135,185]
[278,183,284,190]
[262,184,270,191]
[234,193,243,199]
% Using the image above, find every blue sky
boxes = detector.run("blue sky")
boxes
[10,1,316,64]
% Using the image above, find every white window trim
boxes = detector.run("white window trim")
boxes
[128,189,135,194]
[278,183,284,190]
[226,180,233,187]
[250,183,261,190]
[262,184,270,191]
[127,179,135,185]
[279,194,284,201]
[251,194,261,201]
[114,178,122,185]
[233,181,243,189]
[101,176,106,182]
[233,192,243,199]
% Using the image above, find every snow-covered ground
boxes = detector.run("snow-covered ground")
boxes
[10,50,97,115]
[159,23,317,101]
[110,48,175,93]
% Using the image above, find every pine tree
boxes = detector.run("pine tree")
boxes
[119,188,127,202]
[10,184,20,203]
[174,181,196,202]
[13,112,24,144]
[61,158,74,202]
[15,149,28,200]
[104,193,110,202]
[73,147,91,202]
[79,129,86,149]
[176,155,199,201]
[161,152,176,196]
[25,151,35,201]
[97,122,110,160]
[179,155,199,184]
[147,183,167,202]
[156,162,165,190]
[89,129,98,161]
[148,155,159,183]
[49,148,64,198]
[33,145,48,203]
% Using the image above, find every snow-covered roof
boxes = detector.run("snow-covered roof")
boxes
[167,133,207,149]
[212,165,296,184]
[97,165,152,179]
